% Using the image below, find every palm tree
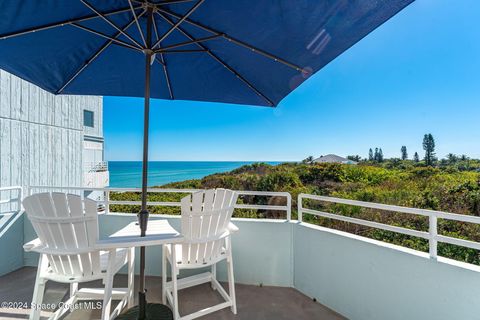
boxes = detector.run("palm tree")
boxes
[302,156,315,164]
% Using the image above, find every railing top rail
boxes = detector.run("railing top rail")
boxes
[28,186,202,193]
[29,186,293,196]
[298,193,480,260]
[0,186,22,192]
[26,186,292,220]
[236,190,291,197]
[298,193,480,224]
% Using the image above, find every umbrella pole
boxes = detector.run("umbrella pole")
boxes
[138,6,152,320]
[117,7,173,320]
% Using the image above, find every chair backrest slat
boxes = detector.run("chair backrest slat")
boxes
[67,194,93,276]
[199,189,215,261]
[23,192,101,278]
[180,189,237,265]
[188,192,204,263]
[180,195,191,265]
[36,193,74,274]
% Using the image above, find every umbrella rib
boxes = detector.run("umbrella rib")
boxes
[157,12,274,106]
[0,6,141,40]
[132,0,197,5]
[154,34,223,52]
[80,0,144,49]
[152,16,174,99]
[160,49,207,53]
[152,0,205,50]
[128,0,147,47]
[70,23,141,52]
[157,7,304,72]
[57,13,146,94]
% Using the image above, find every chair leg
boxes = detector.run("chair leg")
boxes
[101,249,116,320]
[162,245,167,304]
[127,247,135,308]
[211,264,217,290]
[171,245,180,320]
[70,282,78,298]
[227,248,237,314]
[30,254,48,320]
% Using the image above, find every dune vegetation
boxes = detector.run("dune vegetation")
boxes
[110,158,480,265]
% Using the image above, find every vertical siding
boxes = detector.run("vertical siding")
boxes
[0,70,103,191]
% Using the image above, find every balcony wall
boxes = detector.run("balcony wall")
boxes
[20,213,480,320]
[294,222,480,320]
[0,212,24,276]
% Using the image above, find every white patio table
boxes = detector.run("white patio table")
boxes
[95,219,184,250]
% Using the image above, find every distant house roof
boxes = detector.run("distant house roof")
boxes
[313,154,357,165]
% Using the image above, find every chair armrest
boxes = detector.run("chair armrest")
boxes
[23,238,42,252]
[228,222,239,233]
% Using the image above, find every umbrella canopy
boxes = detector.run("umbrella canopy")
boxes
[0,0,413,319]
[1,0,412,106]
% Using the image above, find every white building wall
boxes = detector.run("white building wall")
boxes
[0,70,103,191]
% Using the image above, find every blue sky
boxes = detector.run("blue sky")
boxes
[104,0,480,161]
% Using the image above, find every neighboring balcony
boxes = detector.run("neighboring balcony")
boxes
[83,161,109,188]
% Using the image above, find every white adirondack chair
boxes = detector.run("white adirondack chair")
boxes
[22,192,135,320]
[162,189,239,320]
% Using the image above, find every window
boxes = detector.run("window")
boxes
[84,110,94,127]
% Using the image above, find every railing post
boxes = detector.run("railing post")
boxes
[429,213,438,259]
[18,187,23,212]
[297,194,303,222]
[286,193,292,221]
[105,189,110,214]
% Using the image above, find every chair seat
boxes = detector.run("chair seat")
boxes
[165,244,226,267]
[44,248,128,282]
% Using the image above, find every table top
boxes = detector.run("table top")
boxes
[96,219,184,250]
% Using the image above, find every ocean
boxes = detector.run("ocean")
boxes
[108,161,281,188]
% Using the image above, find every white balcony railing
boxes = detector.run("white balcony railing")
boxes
[84,161,108,173]
[0,186,23,214]
[22,186,480,263]
[27,186,291,220]
[298,193,480,260]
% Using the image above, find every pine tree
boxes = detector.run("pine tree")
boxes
[378,148,384,162]
[423,133,436,166]
[414,152,419,163]
[401,146,408,160]
[368,148,374,161]
[374,148,379,162]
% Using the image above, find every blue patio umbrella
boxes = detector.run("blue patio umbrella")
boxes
[0,0,413,318]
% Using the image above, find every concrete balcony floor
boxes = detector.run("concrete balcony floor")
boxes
[0,267,345,320]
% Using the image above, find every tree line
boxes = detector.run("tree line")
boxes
[349,133,437,165]
[303,133,477,169]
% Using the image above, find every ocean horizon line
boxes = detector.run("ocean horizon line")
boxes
[108,160,282,188]
[107,160,290,163]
